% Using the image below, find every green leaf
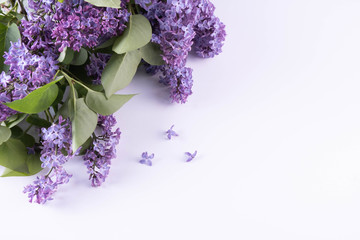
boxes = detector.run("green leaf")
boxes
[71,98,98,153]
[26,115,52,128]
[1,154,42,177]
[58,47,75,64]
[5,113,27,128]
[0,138,29,173]
[10,125,23,138]
[4,79,61,114]
[78,137,93,155]
[112,15,152,54]
[86,91,135,115]
[140,42,165,66]
[96,37,116,50]
[19,134,35,147]
[0,23,20,72]
[84,0,121,8]
[71,48,88,66]
[102,50,141,98]
[0,126,11,145]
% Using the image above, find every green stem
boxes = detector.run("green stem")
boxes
[61,69,95,93]
[45,167,54,178]
[17,0,27,20]
[45,109,54,123]
[23,124,33,134]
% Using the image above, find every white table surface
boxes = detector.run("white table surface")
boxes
[2,0,360,239]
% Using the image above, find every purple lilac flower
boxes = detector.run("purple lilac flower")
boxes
[23,167,72,204]
[185,150,197,162]
[52,0,130,52]
[142,0,225,103]
[0,40,58,122]
[40,116,73,169]
[145,0,200,67]
[166,124,179,140]
[85,53,111,85]
[139,152,154,166]
[160,65,193,103]
[83,115,121,187]
[24,117,73,204]
[21,0,57,55]
[193,1,226,58]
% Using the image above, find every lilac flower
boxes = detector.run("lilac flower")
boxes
[0,40,58,122]
[143,0,225,103]
[160,65,194,103]
[139,152,154,166]
[194,5,226,58]
[166,125,179,139]
[20,0,57,54]
[52,0,130,52]
[83,115,121,187]
[23,167,72,204]
[24,117,73,204]
[145,0,200,67]
[185,150,197,162]
[85,53,111,85]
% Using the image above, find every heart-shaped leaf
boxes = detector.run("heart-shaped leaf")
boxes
[1,154,42,177]
[0,23,20,72]
[0,138,29,173]
[102,50,141,98]
[84,0,121,8]
[4,78,61,114]
[0,126,11,145]
[58,47,75,64]
[86,91,135,115]
[140,42,165,66]
[71,48,88,66]
[113,14,152,54]
[71,98,98,153]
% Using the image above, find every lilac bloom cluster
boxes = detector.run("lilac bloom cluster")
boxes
[0,40,58,122]
[85,53,111,85]
[23,117,73,204]
[138,0,225,103]
[52,0,130,52]
[83,115,121,187]
[21,0,57,55]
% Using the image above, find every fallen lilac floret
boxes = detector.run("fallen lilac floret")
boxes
[139,152,154,166]
[185,151,197,162]
[166,125,179,140]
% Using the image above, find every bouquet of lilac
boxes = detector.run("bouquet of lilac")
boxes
[0,0,225,204]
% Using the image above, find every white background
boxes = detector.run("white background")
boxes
[2,0,360,239]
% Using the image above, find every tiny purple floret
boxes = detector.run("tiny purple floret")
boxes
[166,125,179,140]
[185,151,197,162]
[139,152,154,166]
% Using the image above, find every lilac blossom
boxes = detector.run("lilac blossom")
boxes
[139,152,154,166]
[83,115,121,187]
[166,125,179,140]
[40,116,73,169]
[52,0,130,52]
[0,40,58,122]
[21,0,57,55]
[23,167,72,204]
[160,65,194,103]
[85,53,111,85]
[185,150,197,162]
[24,117,73,204]
[193,1,226,58]
[142,0,225,103]
[145,0,200,67]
